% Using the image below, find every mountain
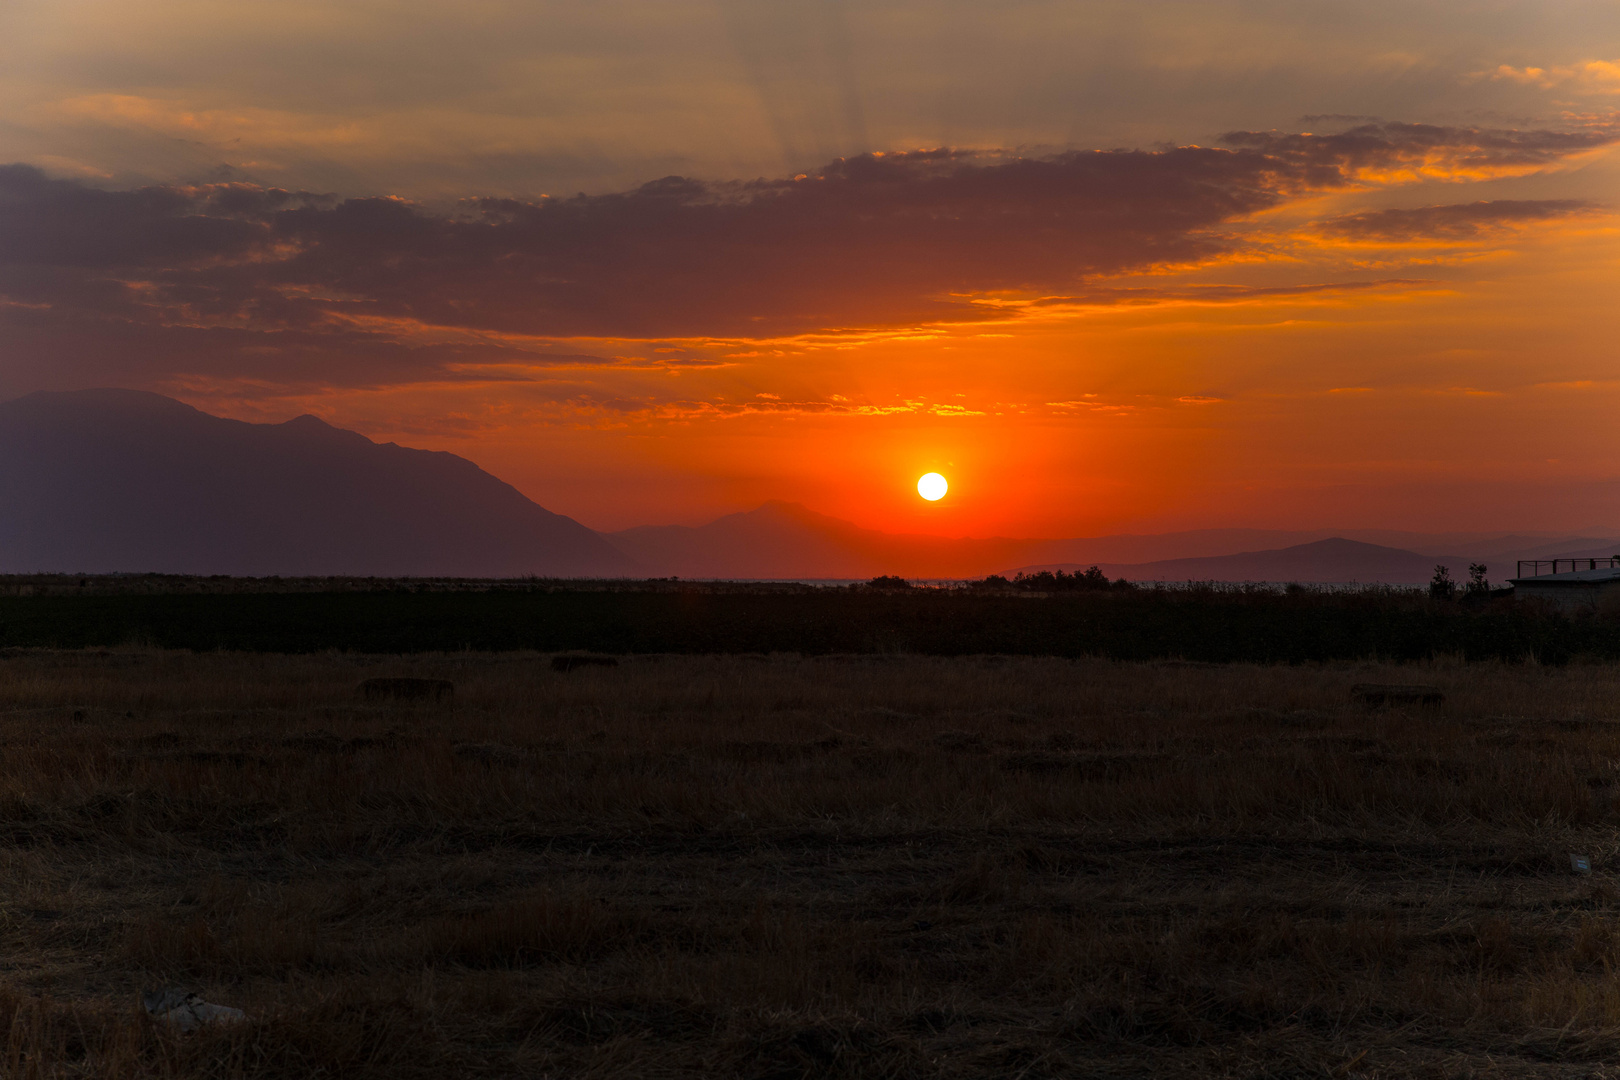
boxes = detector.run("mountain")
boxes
[608,502,1318,579]
[1013,537,1471,584]
[6,389,1607,583]
[610,501,1620,582]
[0,389,636,576]
[607,503,1468,581]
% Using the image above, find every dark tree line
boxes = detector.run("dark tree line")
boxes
[981,566,1135,592]
[868,567,1132,591]
[1429,563,1492,601]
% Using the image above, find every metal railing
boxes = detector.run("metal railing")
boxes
[1517,557,1620,578]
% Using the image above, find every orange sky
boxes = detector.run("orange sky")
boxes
[2,1,1618,537]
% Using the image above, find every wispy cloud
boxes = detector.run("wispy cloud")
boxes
[1486,60,1620,95]
[1317,199,1603,242]
[1219,119,1620,183]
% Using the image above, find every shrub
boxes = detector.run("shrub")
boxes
[1008,566,1131,593]
[867,575,911,590]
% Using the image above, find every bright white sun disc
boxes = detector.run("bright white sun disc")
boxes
[917,472,948,501]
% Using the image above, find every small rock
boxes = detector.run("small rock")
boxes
[142,988,246,1032]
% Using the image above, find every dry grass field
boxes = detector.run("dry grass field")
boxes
[1,649,1620,1077]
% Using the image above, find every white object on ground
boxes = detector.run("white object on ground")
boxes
[142,988,246,1032]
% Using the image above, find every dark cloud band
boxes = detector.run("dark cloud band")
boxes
[1,118,1614,393]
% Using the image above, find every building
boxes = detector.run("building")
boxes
[1508,558,1620,614]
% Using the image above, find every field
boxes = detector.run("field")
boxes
[3,578,1619,662]
[2,650,1620,1076]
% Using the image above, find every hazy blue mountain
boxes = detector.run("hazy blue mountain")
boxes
[0,389,637,576]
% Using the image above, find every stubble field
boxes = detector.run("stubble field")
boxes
[2,649,1620,1077]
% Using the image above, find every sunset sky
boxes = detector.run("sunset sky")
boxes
[3,0,1618,537]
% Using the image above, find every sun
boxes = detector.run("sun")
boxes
[917,472,948,501]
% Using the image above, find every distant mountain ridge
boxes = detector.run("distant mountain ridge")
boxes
[0,389,635,576]
[607,502,1614,583]
[606,502,1395,580]
[1012,537,1472,585]
[4,389,1612,582]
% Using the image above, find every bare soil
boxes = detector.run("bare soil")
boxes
[1,649,1619,1077]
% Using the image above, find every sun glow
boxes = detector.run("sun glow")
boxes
[917,472,948,501]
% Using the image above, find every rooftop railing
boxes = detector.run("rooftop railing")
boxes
[1516,557,1620,578]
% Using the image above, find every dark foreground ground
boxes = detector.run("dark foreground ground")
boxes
[3,577,1619,662]
[2,650,1620,1077]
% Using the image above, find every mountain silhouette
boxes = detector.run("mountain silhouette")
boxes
[609,500,1134,579]
[0,389,636,576]
[5,390,1606,582]
[607,502,1407,580]
[614,506,1546,583]
[1014,537,1471,584]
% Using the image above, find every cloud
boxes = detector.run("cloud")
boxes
[1487,60,1620,94]
[1,117,1615,395]
[1005,279,1431,313]
[1318,199,1603,242]
[622,395,989,422]
[1299,114,1382,126]
[716,0,869,168]
[1218,120,1620,183]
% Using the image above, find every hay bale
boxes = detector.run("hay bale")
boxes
[359,677,454,703]
[551,654,619,673]
[1350,683,1444,708]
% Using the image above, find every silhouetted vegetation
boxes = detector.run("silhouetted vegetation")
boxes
[1429,564,1457,601]
[865,575,912,590]
[1005,565,1133,592]
[2,576,1618,663]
